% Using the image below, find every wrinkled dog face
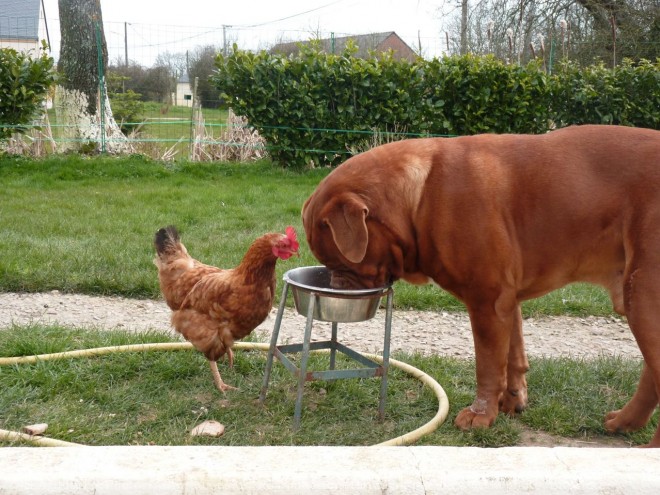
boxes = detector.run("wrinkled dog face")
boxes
[302,140,426,290]
[302,192,396,290]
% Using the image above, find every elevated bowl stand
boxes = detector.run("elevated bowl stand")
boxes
[259,276,394,429]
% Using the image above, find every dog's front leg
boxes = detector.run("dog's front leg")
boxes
[454,299,515,429]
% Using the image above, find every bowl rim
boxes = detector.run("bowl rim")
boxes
[283,266,390,297]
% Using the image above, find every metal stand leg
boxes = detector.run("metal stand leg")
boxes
[329,322,338,370]
[293,294,316,430]
[259,283,289,405]
[378,289,394,421]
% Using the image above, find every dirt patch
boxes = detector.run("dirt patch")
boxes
[518,426,632,448]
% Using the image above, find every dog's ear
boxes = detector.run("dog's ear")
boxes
[324,196,369,264]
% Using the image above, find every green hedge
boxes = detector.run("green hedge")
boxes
[213,45,659,168]
[213,43,425,168]
[418,55,551,135]
[552,59,660,128]
[0,45,55,140]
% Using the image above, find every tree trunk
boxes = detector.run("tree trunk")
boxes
[56,0,129,153]
[460,0,468,55]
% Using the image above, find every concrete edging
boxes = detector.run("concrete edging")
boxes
[1,446,659,494]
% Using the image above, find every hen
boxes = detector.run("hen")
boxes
[154,225,299,392]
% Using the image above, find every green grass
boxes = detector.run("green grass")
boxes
[0,326,654,447]
[0,154,619,316]
[0,154,321,298]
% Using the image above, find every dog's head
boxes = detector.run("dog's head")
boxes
[302,153,415,290]
[303,191,400,289]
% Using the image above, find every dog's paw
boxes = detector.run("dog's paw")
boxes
[454,406,496,430]
[500,388,528,415]
[604,408,648,433]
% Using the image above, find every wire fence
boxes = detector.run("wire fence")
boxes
[1,16,659,161]
[0,15,448,161]
[1,17,450,161]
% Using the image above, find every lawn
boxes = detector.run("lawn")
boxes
[0,154,615,315]
[0,154,653,447]
[0,326,654,447]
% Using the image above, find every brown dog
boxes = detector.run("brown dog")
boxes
[302,124,660,447]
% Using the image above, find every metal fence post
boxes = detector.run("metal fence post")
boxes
[95,19,106,154]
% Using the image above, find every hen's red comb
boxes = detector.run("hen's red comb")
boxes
[286,226,297,241]
[285,226,299,250]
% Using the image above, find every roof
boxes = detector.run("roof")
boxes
[271,31,415,60]
[0,0,41,41]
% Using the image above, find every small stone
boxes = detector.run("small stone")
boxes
[190,420,225,437]
[22,423,48,436]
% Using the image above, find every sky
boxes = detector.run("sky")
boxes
[39,0,448,65]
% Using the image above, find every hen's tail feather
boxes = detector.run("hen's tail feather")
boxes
[154,225,180,255]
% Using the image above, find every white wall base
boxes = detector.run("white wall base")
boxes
[1,446,659,494]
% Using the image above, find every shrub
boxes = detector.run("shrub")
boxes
[213,46,659,168]
[0,45,55,140]
[418,54,551,135]
[109,90,145,135]
[213,42,424,168]
[550,59,660,129]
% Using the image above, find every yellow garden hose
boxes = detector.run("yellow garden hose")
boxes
[0,342,449,447]
[0,342,193,366]
[0,429,83,447]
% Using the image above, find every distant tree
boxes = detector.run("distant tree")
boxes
[154,51,189,102]
[188,45,223,108]
[574,0,660,63]
[108,62,172,103]
[141,66,172,103]
[154,51,188,80]
[107,60,144,93]
[56,0,127,152]
[439,0,660,66]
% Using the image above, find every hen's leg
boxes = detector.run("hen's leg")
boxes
[227,348,234,368]
[209,360,238,393]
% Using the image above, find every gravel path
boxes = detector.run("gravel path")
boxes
[0,291,641,360]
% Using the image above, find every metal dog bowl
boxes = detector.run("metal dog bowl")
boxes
[283,266,390,323]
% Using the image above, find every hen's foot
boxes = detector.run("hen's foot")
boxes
[209,360,238,394]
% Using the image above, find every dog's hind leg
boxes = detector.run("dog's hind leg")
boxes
[604,249,660,446]
[605,364,658,444]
